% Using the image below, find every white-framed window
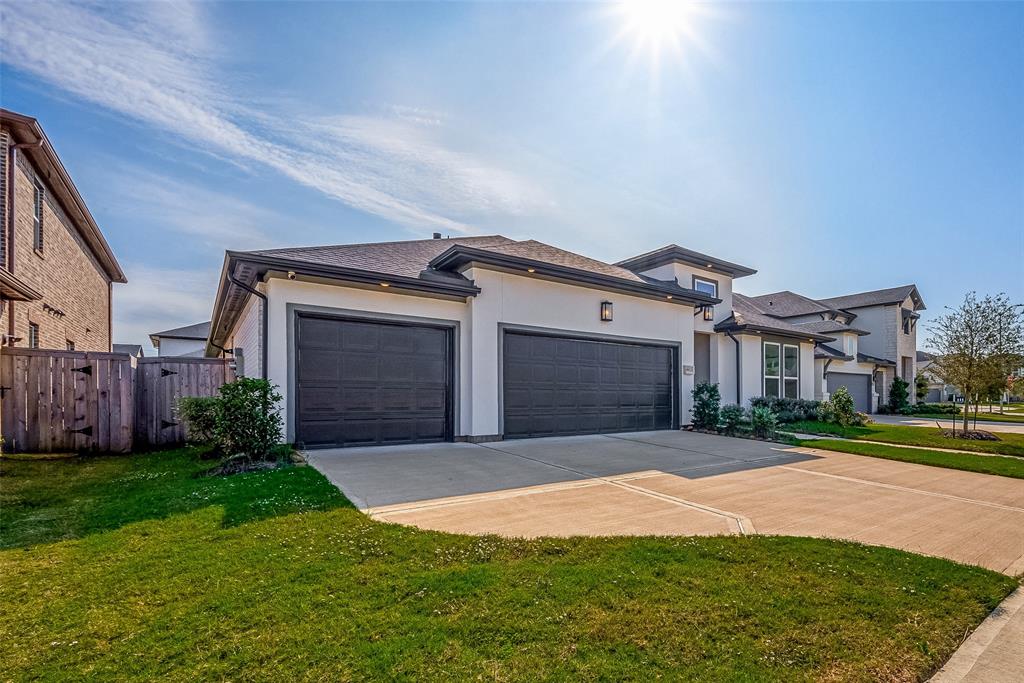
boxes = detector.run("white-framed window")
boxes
[693,277,717,297]
[66,340,75,351]
[764,341,799,398]
[32,178,44,252]
[783,344,799,398]
[28,322,40,349]
[763,342,780,398]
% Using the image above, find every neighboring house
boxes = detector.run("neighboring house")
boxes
[205,235,840,449]
[916,351,954,403]
[149,321,211,358]
[112,343,145,359]
[744,285,926,412]
[0,109,126,351]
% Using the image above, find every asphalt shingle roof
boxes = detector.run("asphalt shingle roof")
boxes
[746,291,835,318]
[795,320,869,336]
[716,294,835,340]
[150,321,211,340]
[820,285,923,311]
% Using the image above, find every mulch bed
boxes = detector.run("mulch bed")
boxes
[942,429,1000,441]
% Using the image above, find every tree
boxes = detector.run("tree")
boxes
[914,372,929,401]
[928,292,1024,433]
[888,376,910,414]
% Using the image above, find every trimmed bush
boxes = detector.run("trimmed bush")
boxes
[691,382,721,430]
[749,396,821,423]
[750,405,778,439]
[177,378,285,463]
[215,378,284,461]
[720,404,745,436]
[176,396,219,445]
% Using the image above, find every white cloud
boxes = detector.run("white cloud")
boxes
[112,265,220,350]
[0,1,549,233]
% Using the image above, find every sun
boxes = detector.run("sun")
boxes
[619,0,698,48]
[604,0,716,81]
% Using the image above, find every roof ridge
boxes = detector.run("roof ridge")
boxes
[253,234,512,255]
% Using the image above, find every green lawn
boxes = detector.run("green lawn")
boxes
[787,420,1024,457]
[796,439,1024,480]
[1,450,1017,681]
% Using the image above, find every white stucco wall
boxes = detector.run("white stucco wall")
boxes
[254,270,697,441]
[736,335,815,406]
[156,337,207,357]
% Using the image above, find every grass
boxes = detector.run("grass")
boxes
[787,420,1024,457]
[0,450,1017,681]
[796,438,1024,480]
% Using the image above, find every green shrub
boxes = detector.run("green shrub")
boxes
[748,396,821,423]
[820,386,859,427]
[750,405,778,439]
[691,382,721,430]
[176,396,220,445]
[215,378,284,461]
[888,376,911,414]
[719,404,745,436]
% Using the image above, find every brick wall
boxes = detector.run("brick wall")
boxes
[0,133,111,351]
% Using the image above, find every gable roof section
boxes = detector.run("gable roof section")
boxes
[151,321,211,342]
[615,244,757,278]
[112,343,144,357]
[815,344,854,361]
[715,294,835,342]
[746,291,838,318]
[1,109,126,283]
[917,350,937,362]
[207,236,720,353]
[820,284,925,311]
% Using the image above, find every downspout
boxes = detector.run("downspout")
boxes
[227,274,267,380]
[725,330,741,405]
[5,138,42,344]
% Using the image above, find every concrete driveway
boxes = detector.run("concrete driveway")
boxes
[306,430,1024,574]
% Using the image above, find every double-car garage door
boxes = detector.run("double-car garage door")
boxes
[295,314,677,448]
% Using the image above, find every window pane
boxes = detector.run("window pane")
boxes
[783,346,799,378]
[784,378,798,399]
[764,343,780,377]
[694,278,717,296]
[765,378,780,398]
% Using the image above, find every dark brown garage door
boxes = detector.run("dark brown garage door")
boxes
[503,331,676,438]
[295,315,452,448]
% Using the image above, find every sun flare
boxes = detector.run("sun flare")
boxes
[606,0,716,81]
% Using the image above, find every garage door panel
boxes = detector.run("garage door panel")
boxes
[503,332,675,439]
[296,316,451,448]
[827,373,872,413]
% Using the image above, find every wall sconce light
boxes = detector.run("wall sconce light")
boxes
[600,301,613,322]
[702,305,714,321]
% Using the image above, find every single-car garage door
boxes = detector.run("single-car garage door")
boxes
[503,331,676,438]
[296,314,452,448]
[827,372,872,413]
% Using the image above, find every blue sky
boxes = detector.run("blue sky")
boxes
[1,1,1021,350]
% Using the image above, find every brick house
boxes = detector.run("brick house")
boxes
[0,109,125,351]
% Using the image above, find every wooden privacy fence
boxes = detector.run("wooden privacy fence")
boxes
[0,349,234,454]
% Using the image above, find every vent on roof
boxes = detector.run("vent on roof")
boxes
[432,232,441,239]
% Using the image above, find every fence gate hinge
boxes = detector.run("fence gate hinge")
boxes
[161,368,178,377]
[160,419,179,429]
[69,425,93,436]
[72,365,93,376]
[0,386,9,399]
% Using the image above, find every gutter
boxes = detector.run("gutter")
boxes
[227,274,268,380]
[725,330,741,404]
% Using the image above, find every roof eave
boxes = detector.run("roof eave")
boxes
[714,320,835,342]
[430,245,719,306]
[1,109,126,284]
[0,268,43,301]
[615,245,758,279]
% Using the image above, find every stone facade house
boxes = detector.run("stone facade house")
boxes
[0,109,125,351]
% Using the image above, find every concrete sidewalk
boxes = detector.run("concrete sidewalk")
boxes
[872,414,1024,434]
[931,587,1024,682]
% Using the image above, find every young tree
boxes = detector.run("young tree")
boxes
[928,292,1024,433]
[914,372,929,402]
